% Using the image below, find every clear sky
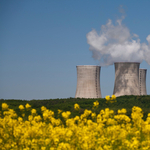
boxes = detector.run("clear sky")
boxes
[0,0,150,100]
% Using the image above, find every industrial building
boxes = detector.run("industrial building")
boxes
[139,69,147,95]
[113,62,140,97]
[75,65,102,98]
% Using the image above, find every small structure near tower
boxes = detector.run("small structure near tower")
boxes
[139,69,147,95]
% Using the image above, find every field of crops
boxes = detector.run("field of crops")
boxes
[0,95,150,150]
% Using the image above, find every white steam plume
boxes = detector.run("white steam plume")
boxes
[86,17,150,66]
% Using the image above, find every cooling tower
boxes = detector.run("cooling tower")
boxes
[113,62,140,97]
[75,65,102,98]
[139,69,147,95]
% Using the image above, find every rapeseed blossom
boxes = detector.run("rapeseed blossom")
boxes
[111,94,116,100]
[2,103,9,110]
[118,108,127,114]
[58,109,62,114]
[31,108,36,115]
[105,95,110,101]
[74,103,80,111]
[105,95,117,103]
[62,111,71,119]
[93,100,99,108]
[25,103,31,109]
[19,105,24,111]
[1,102,150,150]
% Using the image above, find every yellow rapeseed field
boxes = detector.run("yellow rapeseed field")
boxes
[0,95,150,150]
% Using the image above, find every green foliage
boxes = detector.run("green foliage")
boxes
[0,95,150,120]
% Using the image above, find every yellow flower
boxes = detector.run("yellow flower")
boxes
[45,138,50,145]
[54,138,59,144]
[34,115,42,122]
[121,108,127,114]
[105,95,116,103]
[25,103,31,109]
[105,95,110,101]
[22,113,25,117]
[74,103,80,111]
[1,101,150,150]
[31,109,36,115]
[18,117,23,122]
[74,116,79,121]
[91,113,96,119]
[2,103,9,110]
[0,139,3,144]
[41,106,47,112]
[93,101,99,108]
[111,94,116,100]
[62,111,71,119]
[19,105,24,111]
[28,115,33,121]
[41,147,46,150]
[58,109,62,114]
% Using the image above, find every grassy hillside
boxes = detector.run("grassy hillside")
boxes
[0,95,150,120]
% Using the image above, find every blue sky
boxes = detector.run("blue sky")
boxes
[0,0,150,100]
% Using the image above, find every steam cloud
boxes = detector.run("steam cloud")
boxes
[86,17,150,66]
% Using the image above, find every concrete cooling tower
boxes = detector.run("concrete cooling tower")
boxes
[75,65,102,98]
[139,69,147,95]
[113,62,140,97]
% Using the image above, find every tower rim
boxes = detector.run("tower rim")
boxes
[76,65,101,67]
[114,62,140,64]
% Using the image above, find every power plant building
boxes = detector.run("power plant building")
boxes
[75,65,102,98]
[139,69,147,95]
[113,62,140,97]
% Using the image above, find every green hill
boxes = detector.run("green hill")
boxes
[0,95,150,120]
